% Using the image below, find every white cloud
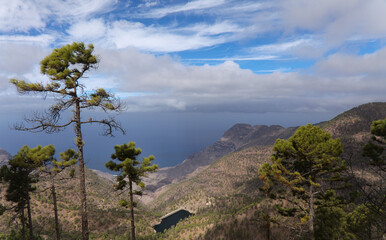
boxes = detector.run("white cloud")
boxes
[67,19,107,42]
[0,0,44,32]
[139,0,226,18]
[0,43,49,76]
[66,18,243,52]
[43,0,118,22]
[96,48,386,112]
[0,34,55,46]
[176,21,241,36]
[2,45,386,114]
[249,38,326,59]
[280,0,386,44]
[251,38,315,54]
[105,20,228,52]
[0,0,118,32]
[316,47,386,76]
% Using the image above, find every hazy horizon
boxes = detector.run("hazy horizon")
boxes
[2,108,344,172]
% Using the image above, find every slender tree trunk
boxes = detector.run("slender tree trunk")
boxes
[265,215,270,240]
[27,193,33,240]
[21,208,26,240]
[75,97,89,240]
[51,178,61,240]
[309,184,315,240]
[129,180,135,240]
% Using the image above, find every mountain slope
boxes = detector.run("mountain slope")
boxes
[0,167,157,239]
[142,102,386,239]
[0,148,11,166]
[145,124,297,192]
[146,102,386,195]
[319,102,386,163]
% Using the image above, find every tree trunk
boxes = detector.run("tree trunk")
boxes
[75,97,89,240]
[27,193,33,240]
[51,178,60,240]
[309,184,315,240]
[129,180,135,240]
[21,208,26,240]
[266,216,270,240]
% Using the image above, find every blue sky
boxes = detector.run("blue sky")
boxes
[1,0,386,169]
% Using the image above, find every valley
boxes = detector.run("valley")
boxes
[1,102,385,239]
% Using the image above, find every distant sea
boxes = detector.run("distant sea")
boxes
[0,111,338,173]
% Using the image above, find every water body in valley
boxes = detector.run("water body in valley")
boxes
[153,209,193,233]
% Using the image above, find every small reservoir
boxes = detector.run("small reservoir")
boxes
[153,209,193,233]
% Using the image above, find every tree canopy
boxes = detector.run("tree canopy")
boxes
[259,124,345,240]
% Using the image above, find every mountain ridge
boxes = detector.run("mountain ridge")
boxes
[144,102,386,208]
[144,123,297,192]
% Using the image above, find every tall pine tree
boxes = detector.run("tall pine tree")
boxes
[1,146,41,240]
[10,42,124,239]
[259,124,345,240]
[32,145,77,240]
[106,142,158,240]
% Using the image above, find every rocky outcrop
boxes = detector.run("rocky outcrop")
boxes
[0,148,11,166]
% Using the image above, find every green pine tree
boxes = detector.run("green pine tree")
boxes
[31,145,77,240]
[1,146,43,240]
[351,118,386,239]
[259,124,345,240]
[106,142,158,240]
[10,42,125,240]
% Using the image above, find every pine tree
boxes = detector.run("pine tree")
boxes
[259,124,345,240]
[105,142,158,240]
[348,119,386,239]
[31,145,77,240]
[1,146,42,240]
[10,42,124,239]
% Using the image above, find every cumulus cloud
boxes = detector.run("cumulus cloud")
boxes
[0,1,44,32]
[280,0,386,44]
[67,18,107,42]
[103,20,232,52]
[0,43,48,76]
[2,45,386,114]
[316,47,386,76]
[0,0,118,32]
[95,47,386,112]
[2,0,386,115]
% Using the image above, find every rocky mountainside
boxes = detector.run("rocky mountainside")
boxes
[319,102,386,163]
[145,124,297,191]
[142,102,386,239]
[0,148,11,166]
[145,102,386,194]
[147,102,386,210]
